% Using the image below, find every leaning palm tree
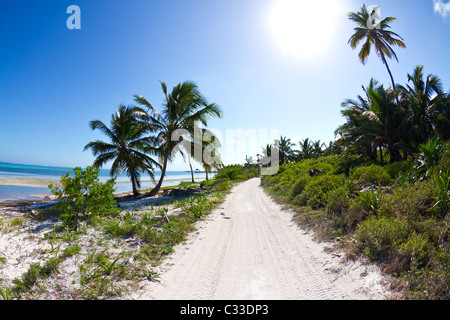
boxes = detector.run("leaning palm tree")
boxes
[134,81,222,196]
[84,105,160,196]
[348,4,406,99]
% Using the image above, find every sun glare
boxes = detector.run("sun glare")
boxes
[269,0,342,57]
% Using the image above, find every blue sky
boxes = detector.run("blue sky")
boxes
[1,0,449,171]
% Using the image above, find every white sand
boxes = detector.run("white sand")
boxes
[130,178,390,300]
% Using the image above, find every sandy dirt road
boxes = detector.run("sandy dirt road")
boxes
[132,178,389,300]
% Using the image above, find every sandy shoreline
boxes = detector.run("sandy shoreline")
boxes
[0,176,206,189]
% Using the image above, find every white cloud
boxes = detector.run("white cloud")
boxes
[433,0,450,18]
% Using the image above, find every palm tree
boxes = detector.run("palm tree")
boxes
[84,105,160,196]
[312,140,326,158]
[348,4,406,100]
[134,81,222,196]
[366,84,406,163]
[399,65,446,149]
[336,80,407,163]
[277,136,296,165]
[297,138,315,160]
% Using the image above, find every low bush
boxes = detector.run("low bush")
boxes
[326,186,351,216]
[383,160,414,180]
[354,216,409,260]
[301,174,344,209]
[49,166,120,231]
[377,182,434,219]
[291,176,311,198]
[398,233,433,269]
[350,164,392,186]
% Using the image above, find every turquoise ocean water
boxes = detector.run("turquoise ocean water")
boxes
[0,162,210,203]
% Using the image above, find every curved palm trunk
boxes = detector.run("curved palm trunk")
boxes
[131,177,139,197]
[188,157,194,183]
[381,54,400,105]
[147,154,168,197]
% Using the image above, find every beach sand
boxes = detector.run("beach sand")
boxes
[0,176,205,188]
[0,177,60,188]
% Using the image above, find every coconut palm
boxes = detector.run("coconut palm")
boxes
[348,4,405,99]
[84,105,160,196]
[134,81,222,196]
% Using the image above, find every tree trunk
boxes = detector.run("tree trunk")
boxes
[189,160,194,183]
[381,54,400,105]
[131,178,139,197]
[146,155,168,197]
[205,169,209,181]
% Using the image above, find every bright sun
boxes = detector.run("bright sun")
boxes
[269,0,341,57]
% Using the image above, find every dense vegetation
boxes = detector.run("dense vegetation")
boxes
[260,140,450,299]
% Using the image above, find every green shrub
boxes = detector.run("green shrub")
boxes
[301,174,343,209]
[398,233,432,269]
[215,165,255,181]
[415,138,444,176]
[350,164,391,186]
[291,176,311,198]
[327,186,351,216]
[355,216,409,260]
[212,180,233,192]
[436,141,450,173]
[378,182,433,219]
[49,166,120,231]
[384,160,414,180]
[429,170,450,217]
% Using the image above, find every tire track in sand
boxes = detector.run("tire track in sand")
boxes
[132,178,389,300]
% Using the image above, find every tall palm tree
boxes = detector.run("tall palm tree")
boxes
[134,81,222,196]
[84,105,160,196]
[348,4,406,100]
